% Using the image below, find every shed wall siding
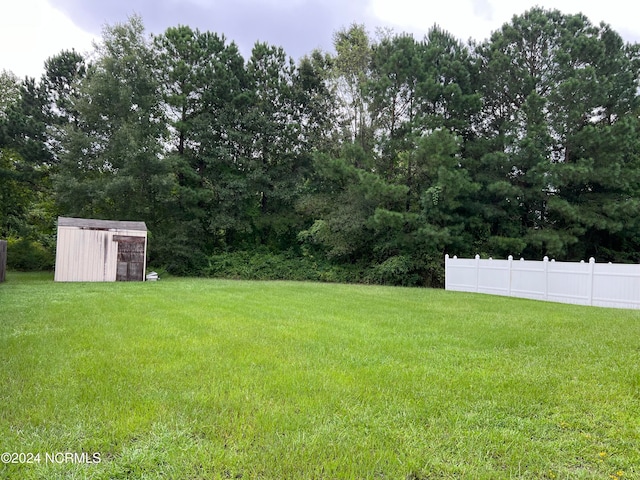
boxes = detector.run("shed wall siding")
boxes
[54,226,147,282]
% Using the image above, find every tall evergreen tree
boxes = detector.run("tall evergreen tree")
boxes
[152,25,247,269]
[0,70,54,243]
[473,8,640,260]
[54,16,174,264]
[331,24,375,156]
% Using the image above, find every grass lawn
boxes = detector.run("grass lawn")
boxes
[1,272,639,479]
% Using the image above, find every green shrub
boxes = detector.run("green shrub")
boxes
[204,251,366,283]
[201,250,446,286]
[367,255,418,286]
[7,237,55,271]
[363,254,446,288]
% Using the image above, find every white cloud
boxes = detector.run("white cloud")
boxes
[2,0,639,81]
[0,0,96,79]
[369,0,640,44]
[369,0,502,42]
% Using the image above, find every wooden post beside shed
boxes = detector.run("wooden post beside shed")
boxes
[0,239,6,283]
[54,217,148,282]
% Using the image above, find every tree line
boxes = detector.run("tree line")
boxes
[2,8,640,286]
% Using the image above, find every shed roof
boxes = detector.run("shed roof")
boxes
[58,216,147,232]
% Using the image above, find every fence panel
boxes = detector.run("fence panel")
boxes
[444,256,479,292]
[476,257,510,296]
[0,240,6,283]
[445,255,640,309]
[592,262,640,309]
[511,258,546,301]
[547,260,592,306]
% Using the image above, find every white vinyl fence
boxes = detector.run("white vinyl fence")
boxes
[445,255,640,309]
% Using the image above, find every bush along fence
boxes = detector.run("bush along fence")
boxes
[445,254,640,310]
[0,240,6,283]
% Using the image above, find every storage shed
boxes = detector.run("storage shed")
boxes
[54,217,148,282]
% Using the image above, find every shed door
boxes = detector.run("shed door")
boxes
[113,236,145,281]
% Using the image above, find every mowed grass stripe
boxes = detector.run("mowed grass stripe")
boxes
[1,272,639,479]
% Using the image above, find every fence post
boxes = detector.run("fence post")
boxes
[507,255,513,297]
[444,254,449,290]
[543,256,549,301]
[588,257,595,306]
[475,254,480,292]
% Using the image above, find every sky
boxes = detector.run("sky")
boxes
[2,0,640,79]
